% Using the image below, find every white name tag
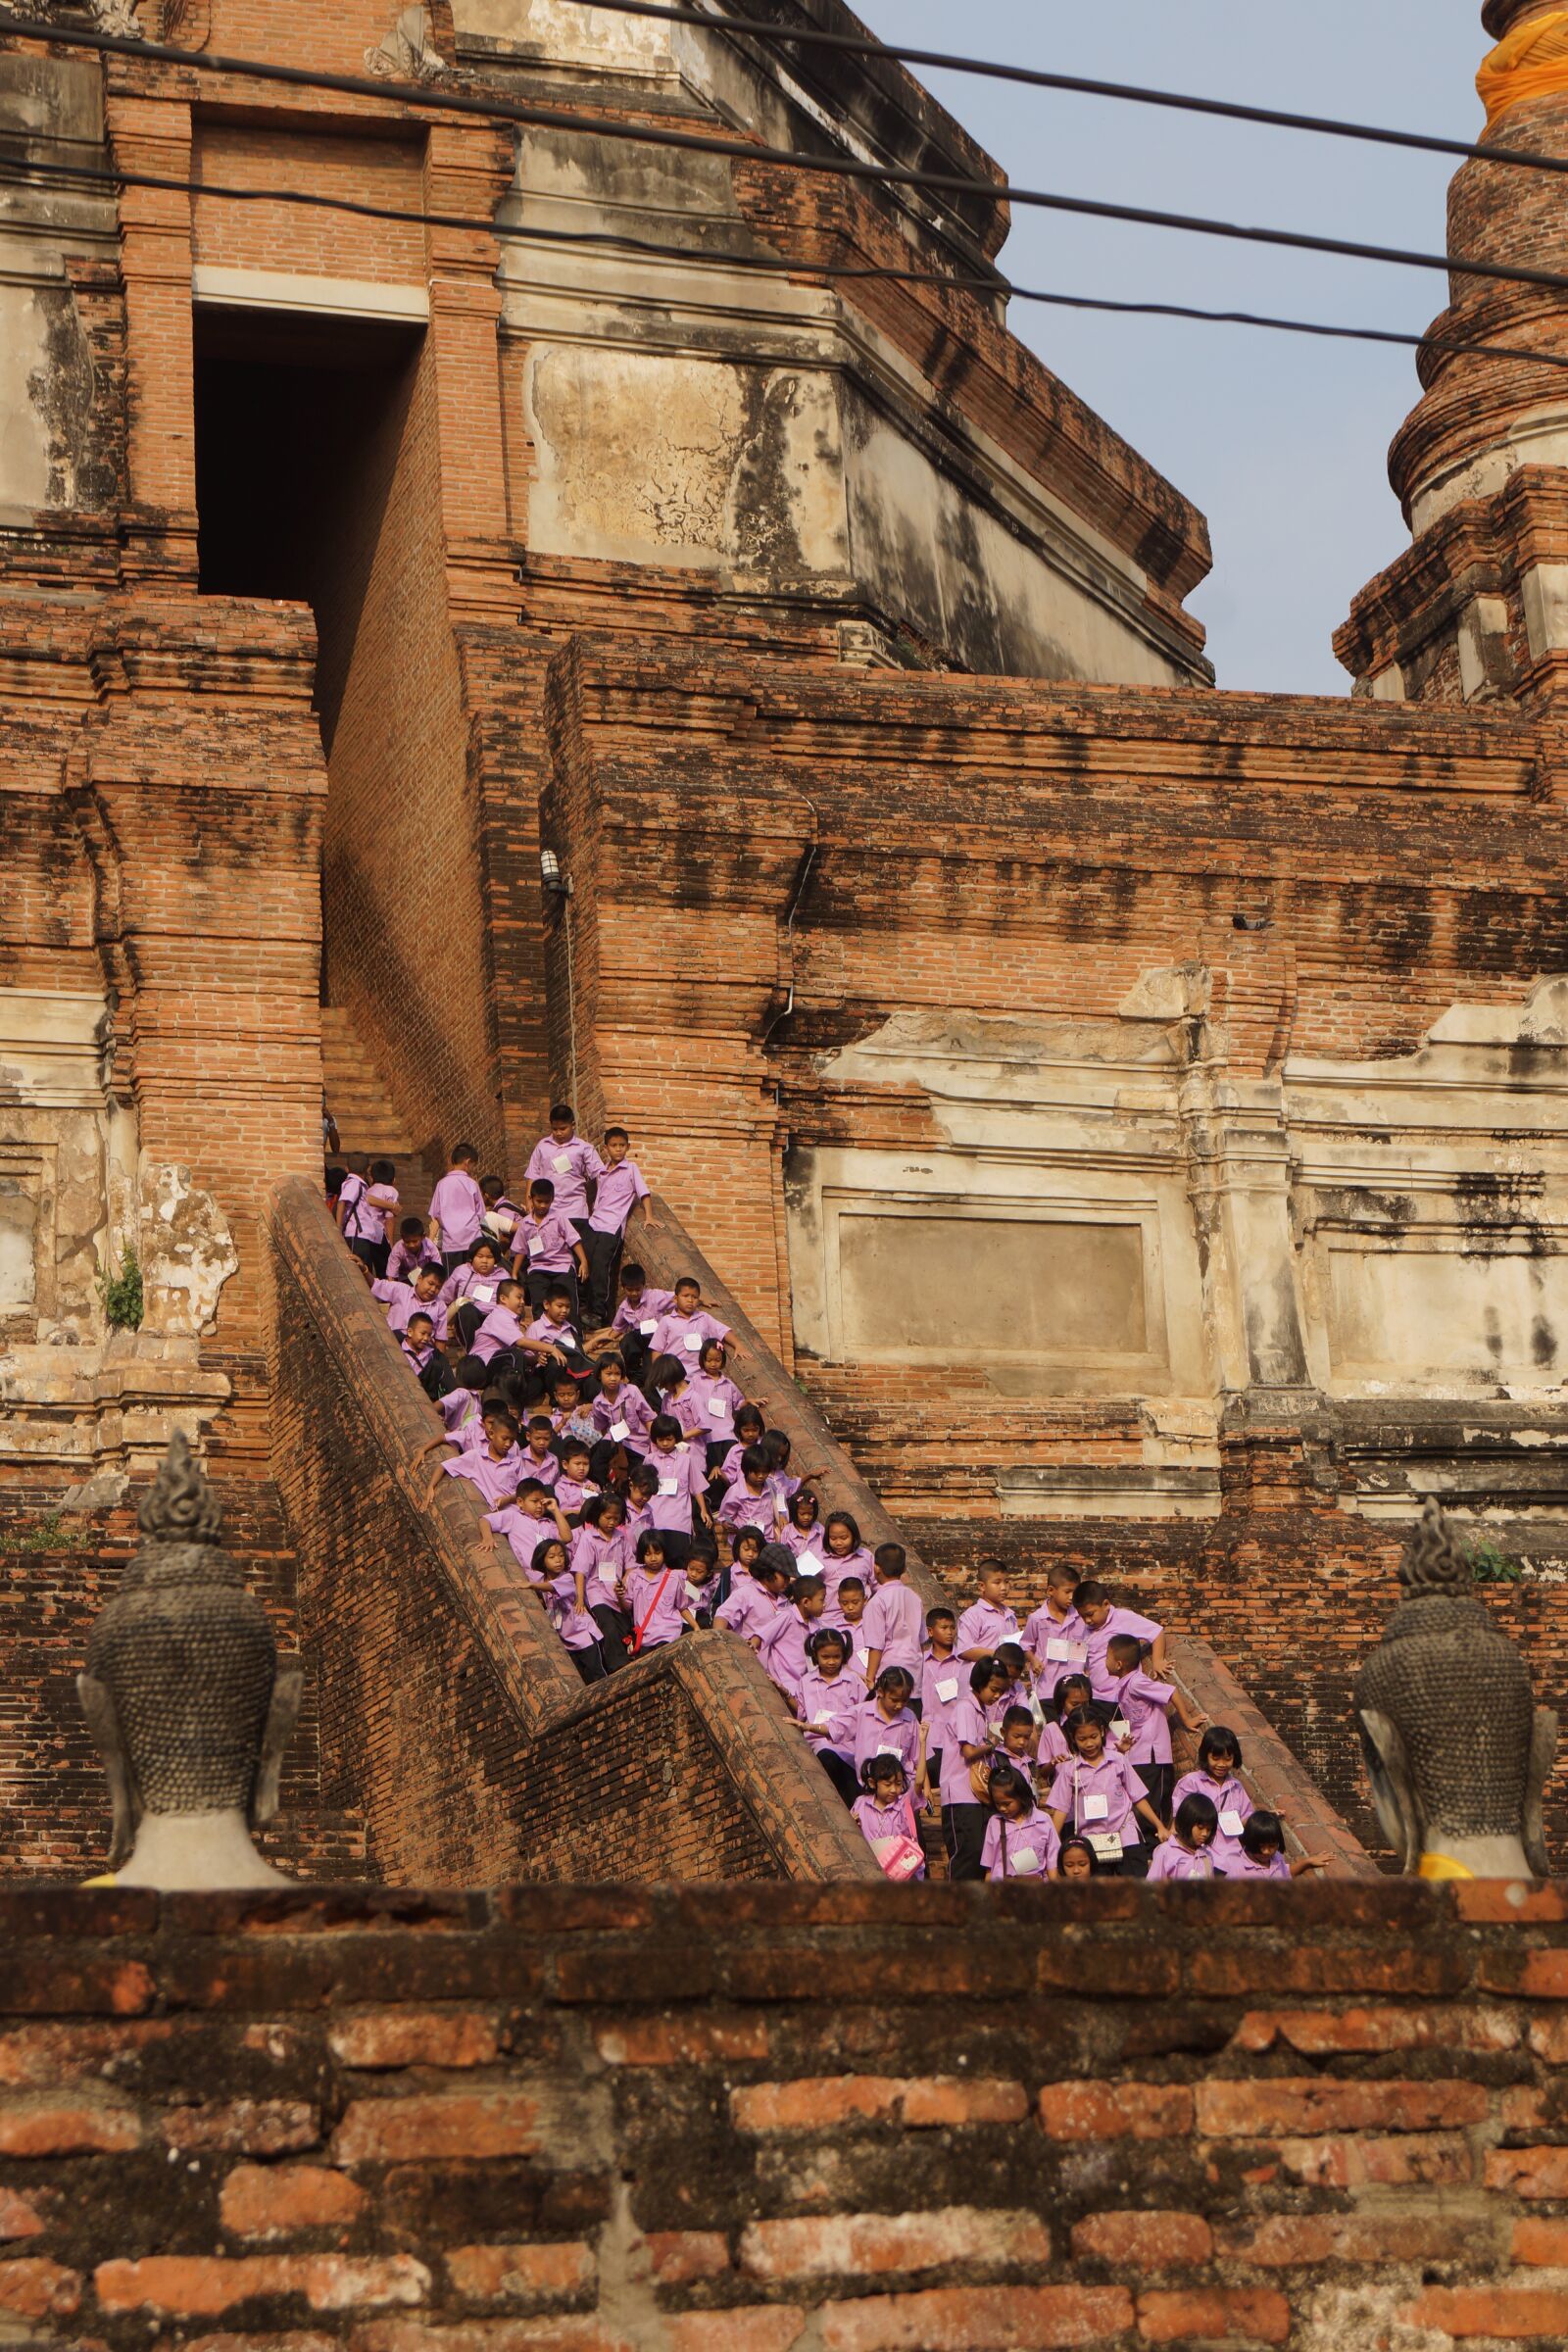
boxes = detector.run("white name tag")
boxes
[1082,1792,1110,1822]
[936,1677,958,1702]
[527,1239,544,1257]
[1045,1638,1073,1662]
[599,1566,618,1590]
[800,1551,823,1575]
[682,1332,701,1350]
[1111,1718,1132,1743]
[813,1712,830,1729]
[709,1396,730,1418]
[1011,1845,1041,1876]
[553,1152,572,1172]
[1219,1808,1246,1838]
[659,1478,677,1496]
[639,1317,658,1335]
[609,1419,629,1441]
[876,1742,899,1758]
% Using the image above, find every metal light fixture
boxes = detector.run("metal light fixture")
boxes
[540,847,570,896]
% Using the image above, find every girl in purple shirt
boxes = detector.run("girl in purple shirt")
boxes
[539,1537,605,1684]
[713,1404,767,1493]
[572,1494,631,1664]
[1047,1708,1169,1878]
[854,1667,926,1804]
[941,1658,1009,1883]
[714,1550,789,1645]
[625,1532,697,1653]
[982,1762,1061,1882]
[1228,1809,1329,1881]
[819,1511,874,1632]
[852,1755,926,1880]
[690,1339,748,1467]
[590,1358,655,1470]
[795,1628,860,1805]
[757,1572,827,1703]
[781,1487,822,1559]
[715,1448,779,1544]
[649,1354,708,1443]
[1038,1674,1097,1777]
[1146,1793,1220,1882]
[1172,1726,1254,1875]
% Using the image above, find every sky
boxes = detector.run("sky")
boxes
[852,2,1488,695]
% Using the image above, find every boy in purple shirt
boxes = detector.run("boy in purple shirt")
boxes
[940,1658,1009,1882]
[582,1125,651,1328]
[480,1479,571,1581]
[715,1547,791,1646]
[428,1143,486,1274]
[861,1543,925,1687]
[757,1571,827,1705]
[1075,1581,1166,1692]
[374,1263,447,1342]
[1047,1706,1168,1877]
[1103,1631,1203,1824]
[512,1179,590,1319]
[611,1264,675,1379]
[920,1604,960,1807]
[520,1288,596,1386]
[525,1103,605,1238]
[956,1558,1020,1662]
[417,1404,522,1511]
[1022,1569,1091,1697]
[463,1281,527,1383]
[387,1215,441,1287]
[589,1357,656,1472]
[650,1275,731,1364]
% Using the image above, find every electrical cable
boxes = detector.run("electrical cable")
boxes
[573,0,1568,187]
[7,143,1568,381]
[7,7,1568,307]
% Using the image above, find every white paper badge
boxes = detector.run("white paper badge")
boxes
[1046,1638,1072,1661]
[610,1419,629,1441]
[1082,1792,1110,1822]
[1111,1718,1132,1743]
[527,1238,544,1257]
[553,1152,572,1172]
[800,1551,823,1575]
[659,1477,678,1496]
[936,1677,959,1702]
[1219,1808,1246,1838]
[709,1396,730,1418]
[640,1317,658,1335]
[599,1565,618,1589]
[1011,1845,1041,1875]
[682,1332,700,1350]
[877,1742,899,1758]
[813,1712,831,1729]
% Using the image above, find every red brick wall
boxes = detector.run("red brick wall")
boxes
[2,1878,1565,2350]
[265,1178,878,1886]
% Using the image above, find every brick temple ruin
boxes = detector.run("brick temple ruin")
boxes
[4,3,1568,2344]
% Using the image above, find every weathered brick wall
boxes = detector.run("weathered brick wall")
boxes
[1,1880,1566,2349]
[265,1177,878,1886]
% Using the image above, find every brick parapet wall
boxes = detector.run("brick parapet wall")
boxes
[265,1177,877,1886]
[0,1880,1565,2349]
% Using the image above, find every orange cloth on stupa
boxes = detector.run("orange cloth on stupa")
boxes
[1478,10,1568,132]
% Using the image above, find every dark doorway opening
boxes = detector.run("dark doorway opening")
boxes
[193,304,422,754]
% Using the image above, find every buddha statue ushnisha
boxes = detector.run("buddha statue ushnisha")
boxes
[77,1432,302,1888]
[1355,1499,1556,1882]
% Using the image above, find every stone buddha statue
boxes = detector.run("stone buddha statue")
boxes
[77,1433,302,1888]
[1355,1499,1556,1882]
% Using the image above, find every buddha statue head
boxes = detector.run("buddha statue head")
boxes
[76,1432,302,1888]
[1354,1498,1556,1881]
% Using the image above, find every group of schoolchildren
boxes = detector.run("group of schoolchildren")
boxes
[327,1107,1331,1887]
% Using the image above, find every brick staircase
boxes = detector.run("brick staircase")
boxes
[0,1471,368,1883]
[320,1005,433,1215]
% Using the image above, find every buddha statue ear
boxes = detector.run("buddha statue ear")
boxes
[251,1663,305,1831]
[1524,1707,1559,1883]
[1358,1707,1421,1874]
[77,1672,136,1871]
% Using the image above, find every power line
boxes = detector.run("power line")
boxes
[578,0,1568,187]
[7,7,1568,309]
[9,142,1568,384]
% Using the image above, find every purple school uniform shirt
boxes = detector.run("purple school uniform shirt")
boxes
[571,1522,630,1600]
[796,1667,860,1758]
[938,1694,992,1808]
[782,1519,823,1556]
[1172,1770,1254,1870]
[982,1808,1060,1882]
[861,1580,925,1677]
[1038,1719,1071,1773]
[922,1657,965,1750]
[1107,1667,1176,1768]
[485,1504,555,1581]
[514,1209,580,1274]
[553,1475,598,1519]
[524,1314,581,1353]
[1022,1603,1090,1688]
[548,1564,599,1651]
[625,1560,687,1648]
[400,1336,435,1376]
[593,1386,656,1454]
[715,1577,780,1641]
[612,1288,675,1337]
[659,1389,707,1441]
[688,1365,746,1432]
[387,1237,441,1285]
[956,1598,1021,1656]
[436,1260,506,1317]
[818,1545,875,1632]
[1047,1752,1149,1849]
[518,1448,561,1490]
[716,1481,776,1539]
[758,1606,813,1701]
[1222,1848,1292,1882]
[339,1172,387,1245]
[429,1169,485,1255]
[650,1307,730,1359]
[472,1305,524,1366]
[646,1444,706,1531]
[444,1444,523,1508]
[439,1387,481,1438]
[1147,1839,1219,1883]
[373,1279,445,1343]
[525,1135,605,1224]
[1085,1605,1163,1697]
[588,1157,649,1236]
[854,1699,920,1786]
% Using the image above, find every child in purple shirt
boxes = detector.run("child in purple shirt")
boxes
[1103,1632,1203,1824]
[590,1357,655,1469]
[437,1241,508,1350]
[982,1762,1061,1882]
[513,1179,590,1318]
[819,1512,875,1632]
[387,1215,441,1287]
[1076,1580,1166,1691]
[854,1667,925,1803]
[552,1439,600,1527]
[539,1535,605,1684]
[650,1275,731,1364]
[837,1579,874,1688]
[715,1446,779,1544]
[1022,1569,1091,1698]
[689,1338,747,1465]
[795,1627,860,1804]
[625,1530,697,1652]
[956,1559,1021,1662]
[757,1572,827,1704]
[649,1353,708,1443]
[781,1487,822,1558]
[715,1546,789,1645]
[525,1103,605,1235]
[521,1289,593,1386]
[1228,1809,1328,1881]
[853,1755,926,1881]
[920,1605,961,1807]
[1146,1793,1221,1882]
[581,1125,651,1328]
[482,1480,571,1581]
[428,1144,486,1273]
[643,1415,712,1569]
[861,1544,925,1685]
[1172,1726,1254,1874]
[610,1265,675,1380]
[421,1404,523,1511]
[1047,1707,1168,1877]
[464,1282,528,1382]
[940,1658,1009,1883]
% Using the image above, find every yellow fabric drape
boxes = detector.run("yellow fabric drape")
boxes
[1417,1851,1477,1882]
[1478,11,1568,133]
